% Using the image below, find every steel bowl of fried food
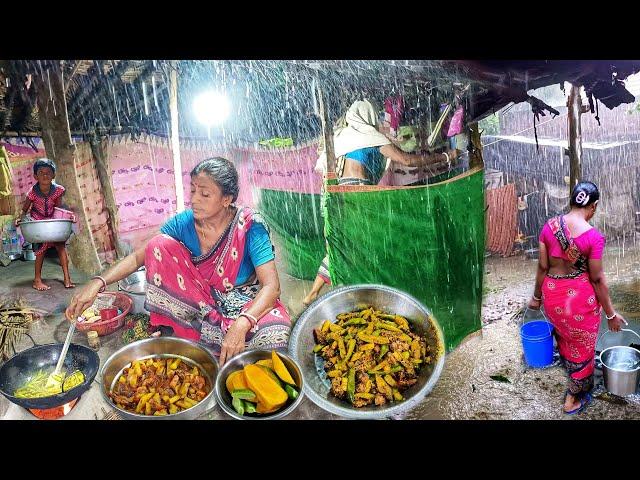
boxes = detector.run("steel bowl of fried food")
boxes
[100,337,218,420]
[289,284,445,419]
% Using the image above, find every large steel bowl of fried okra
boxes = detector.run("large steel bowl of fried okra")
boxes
[289,284,445,419]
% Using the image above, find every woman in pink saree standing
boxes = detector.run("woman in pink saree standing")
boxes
[67,157,291,365]
[528,181,625,415]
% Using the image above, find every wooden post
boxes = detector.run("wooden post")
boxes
[34,62,102,274]
[316,78,336,180]
[567,83,583,192]
[468,122,484,170]
[168,61,185,213]
[89,133,125,259]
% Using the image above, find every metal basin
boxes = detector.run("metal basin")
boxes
[601,346,640,397]
[289,284,446,419]
[20,219,73,244]
[100,337,218,419]
[118,268,148,314]
[215,349,304,420]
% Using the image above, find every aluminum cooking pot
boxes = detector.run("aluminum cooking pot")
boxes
[118,267,148,314]
[599,329,640,397]
[20,219,73,244]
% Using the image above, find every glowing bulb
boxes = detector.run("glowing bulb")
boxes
[193,91,230,126]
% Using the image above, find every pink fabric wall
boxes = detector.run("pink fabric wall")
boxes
[108,137,323,245]
[4,136,396,258]
[75,143,116,263]
[248,144,323,194]
[2,142,46,197]
[108,137,256,239]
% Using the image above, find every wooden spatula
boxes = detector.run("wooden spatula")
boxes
[45,318,78,389]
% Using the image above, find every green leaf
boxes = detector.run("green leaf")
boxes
[489,375,511,383]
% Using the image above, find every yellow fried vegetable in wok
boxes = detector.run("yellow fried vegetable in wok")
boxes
[14,369,85,398]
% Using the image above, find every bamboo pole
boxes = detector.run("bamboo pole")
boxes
[567,83,583,192]
[168,61,185,213]
[316,78,336,180]
[34,62,102,274]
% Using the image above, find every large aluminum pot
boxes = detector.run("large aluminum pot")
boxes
[100,337,218,419]
[601,346,640,397]
[20,219,73,243]
[289,284,446,419]
[118,268,148,314]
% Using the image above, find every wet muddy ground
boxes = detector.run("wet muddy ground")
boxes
[405,239,640,420]
[2,237,640,420]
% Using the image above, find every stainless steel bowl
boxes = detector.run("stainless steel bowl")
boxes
[100,337,219,420]
[215,349,304,420]
[20,219,73,243]
[289,284,446,419]
[118,268,148,314]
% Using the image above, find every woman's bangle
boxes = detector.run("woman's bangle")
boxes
[443,152,450,163]
[532,294,541,301]
[606,312,617,321]
[91,275,107,293]
[238,312,258,329]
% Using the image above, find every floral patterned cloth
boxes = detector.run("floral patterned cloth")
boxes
[542,273,601,396]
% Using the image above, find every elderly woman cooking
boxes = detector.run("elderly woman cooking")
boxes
[66,157,291,365]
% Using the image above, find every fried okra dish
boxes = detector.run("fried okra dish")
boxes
[312,307,433,408]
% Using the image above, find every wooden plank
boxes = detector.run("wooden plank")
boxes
[34,61,102,274]
[63,60,82,95]
[567,83,583,192]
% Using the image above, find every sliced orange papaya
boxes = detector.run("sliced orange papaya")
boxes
[225,370,248,394]
[255,359,274,369]
[271,350,296,386]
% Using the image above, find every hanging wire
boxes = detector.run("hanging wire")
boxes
[481,112,569,150]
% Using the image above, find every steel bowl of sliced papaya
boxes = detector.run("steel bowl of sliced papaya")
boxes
[214,349,304,420]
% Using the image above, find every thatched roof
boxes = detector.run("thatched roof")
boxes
[1,59,639,144]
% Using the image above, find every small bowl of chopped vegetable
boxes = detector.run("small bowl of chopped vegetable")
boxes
[289,284,446,419]
[215,349,304,420]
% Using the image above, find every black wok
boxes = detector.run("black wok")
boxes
[0,337,100,410]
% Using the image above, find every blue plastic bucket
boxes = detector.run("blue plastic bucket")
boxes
[521,320,554,368]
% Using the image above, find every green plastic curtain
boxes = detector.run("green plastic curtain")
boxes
[258,189,325,280]
[324,169,485,350]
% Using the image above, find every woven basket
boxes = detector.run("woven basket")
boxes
[76,292,133,337]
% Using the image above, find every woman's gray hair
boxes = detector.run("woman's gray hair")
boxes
[190,157,239,203]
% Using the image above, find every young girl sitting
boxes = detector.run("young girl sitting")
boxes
[15,158,76,291]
